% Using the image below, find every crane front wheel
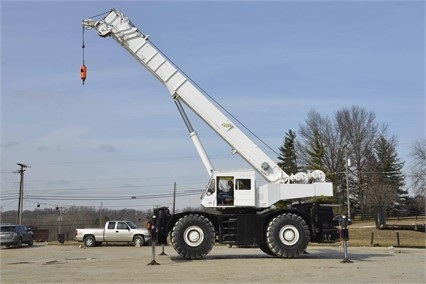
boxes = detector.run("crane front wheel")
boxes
[171,214,215,259]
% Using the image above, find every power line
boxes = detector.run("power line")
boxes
[1,188,203,202]
[0,153,234,169]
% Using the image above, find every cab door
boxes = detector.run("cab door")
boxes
[113,222,133,241]
[104,222,132,242]
[234,177,255,206]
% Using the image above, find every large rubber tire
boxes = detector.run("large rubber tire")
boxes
[27,237,34,246]
[258,243,275,256]
[83,235,96,247]
[266,213,310,258]
[133,235,145,247]
[171,214,215,259]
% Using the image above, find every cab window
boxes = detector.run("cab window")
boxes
[236,178,251,190]
[206,178,216,195]
[117,222,128,230]
[217,176,233,192]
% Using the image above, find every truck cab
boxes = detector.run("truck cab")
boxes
[202,170,256,208]
[104,221,136,242]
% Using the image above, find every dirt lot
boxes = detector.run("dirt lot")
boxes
[1,242,425,283]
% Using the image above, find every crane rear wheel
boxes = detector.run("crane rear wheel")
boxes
[266,213,310,258]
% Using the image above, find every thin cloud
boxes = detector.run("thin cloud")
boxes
[98,144,116,153]
[37,145,50,152]
[1,141,19,148]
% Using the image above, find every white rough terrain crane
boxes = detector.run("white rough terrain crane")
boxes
[82,8,339,259]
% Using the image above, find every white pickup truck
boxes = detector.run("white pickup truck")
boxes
[74,221,151,247]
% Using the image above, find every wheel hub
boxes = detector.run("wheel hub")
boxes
[279,225,299,246]
[184,226,204,247]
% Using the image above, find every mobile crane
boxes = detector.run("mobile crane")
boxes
[82,8,339,259]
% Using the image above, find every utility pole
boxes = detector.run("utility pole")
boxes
[16,163,28,224]
[172,182,176,214]
[99,202,103,228]
[344,147,351,220]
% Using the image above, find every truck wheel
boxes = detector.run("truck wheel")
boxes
[14,238,22,248]
[171,214,215,259]
[266,213,310,258]
[27,237,34,246]
[133,235,145,247]
[83,235,96,247]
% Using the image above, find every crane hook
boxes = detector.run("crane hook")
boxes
[80,64,87,85]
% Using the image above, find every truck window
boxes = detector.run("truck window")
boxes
[107,222,115,229]
[117,222,128,230]
[127,221,138,229]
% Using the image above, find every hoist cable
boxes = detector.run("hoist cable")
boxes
[87,10,110,19]
[82,26,85,65]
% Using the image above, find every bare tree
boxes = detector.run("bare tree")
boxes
[298,106,392,218]
[364,173,399,211]
[409,139,426,196]
[335,106,388,218]
[298,110,345,180]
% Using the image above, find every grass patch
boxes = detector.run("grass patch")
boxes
[323,216,426,248]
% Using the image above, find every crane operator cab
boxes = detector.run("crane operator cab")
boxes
[201,170,256,208]
[216,177,234,205]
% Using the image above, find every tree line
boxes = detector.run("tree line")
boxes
[277,105,425,219]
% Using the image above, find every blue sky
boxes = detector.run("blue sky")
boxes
[1,1,424,212]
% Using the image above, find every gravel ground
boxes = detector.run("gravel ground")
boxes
[1,242,425,283]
